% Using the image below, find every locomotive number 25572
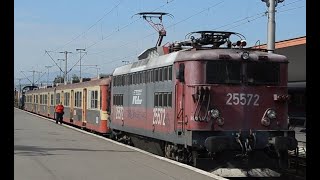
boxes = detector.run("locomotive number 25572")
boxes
[226,93,260,106]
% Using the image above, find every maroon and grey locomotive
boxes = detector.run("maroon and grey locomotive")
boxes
[110,31,297,169]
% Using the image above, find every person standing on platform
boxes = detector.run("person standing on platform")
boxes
[55,102,64,124]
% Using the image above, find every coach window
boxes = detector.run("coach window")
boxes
[168,66,172,81]
[168,92,172,107]
[90,90,98,109]
[75,91,82,108]
[138,72,141,84]
[164,67,168,81]
[151,69,154,83]
[142,71,145,84]
[124,75,127,86]
[44,95,46,105]
[50,94,54,105]
[40,95,42,104]
[155,69,159,82]
[159,93,163,107]
[129,74,132,85]
[45,94,48,105]
[159,68,163,81]
[154,93,158,107]
[163,93,168,107]
[64,92,70,107]
[149,70,152,83]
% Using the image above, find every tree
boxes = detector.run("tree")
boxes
[72,74,80,83]
[53,75,64,84]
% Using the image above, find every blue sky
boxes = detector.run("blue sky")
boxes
[14,0,305,85]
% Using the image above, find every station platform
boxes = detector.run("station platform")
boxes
[14,108,226,180]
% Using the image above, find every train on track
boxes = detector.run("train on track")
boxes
[19,30,298,171]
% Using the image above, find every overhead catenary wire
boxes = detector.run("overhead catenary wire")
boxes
[40,1,304,79]
[96,5,305,70]
[224,5,305,31]
[86,0,177,52]
[57,0,177,76]
[88,0,225,57]
[52,0,123,52]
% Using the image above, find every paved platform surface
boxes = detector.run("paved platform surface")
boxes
[14,108,226,180]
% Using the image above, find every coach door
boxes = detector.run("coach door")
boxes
[70,90,74,122]
[175,63,185,135]
[47,93,50,116]
[82,88,87,124]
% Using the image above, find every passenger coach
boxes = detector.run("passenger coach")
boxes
[24,77,111,134]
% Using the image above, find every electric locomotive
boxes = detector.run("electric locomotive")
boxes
[110,31,297,170]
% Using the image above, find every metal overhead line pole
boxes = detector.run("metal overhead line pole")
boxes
[45,65,53,85]
[15,78,23,108]
[28,70,41,86]
[261,0,284,53]
[76,48,86,80]
[59,51,72,84]
[16,78,23,93]
[57,59,65,78]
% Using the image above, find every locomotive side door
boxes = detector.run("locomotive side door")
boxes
[82,88,87,124]
[175,63,185,135]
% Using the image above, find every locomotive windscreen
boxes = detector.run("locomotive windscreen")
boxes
[246,62,280,85]
[206,61,241,84]
[206,61,280,85]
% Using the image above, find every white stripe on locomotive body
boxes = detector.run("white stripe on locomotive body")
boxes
[112,51,179,76]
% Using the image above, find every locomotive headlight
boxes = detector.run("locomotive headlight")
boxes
[266,109,276,119]
[241,52,250,60]
[210,109,220,119]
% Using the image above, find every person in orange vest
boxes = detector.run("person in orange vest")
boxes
[55,102,64,124]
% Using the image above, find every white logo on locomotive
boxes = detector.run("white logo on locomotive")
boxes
[132,89,143,105]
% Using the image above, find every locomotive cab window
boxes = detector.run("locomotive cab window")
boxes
[246,62,280,85]
[206,61,241,84]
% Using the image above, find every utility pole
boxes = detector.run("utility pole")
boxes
[28,70,41,86]
[15,78,23,108]
[261,0,284,53]
[37,71,42,87]
[76,48,86,80]
[57,59,65,80]
[45,65,53,85]
[96,65,100,78]
[16,78,23,94]
[59,51,72,84]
